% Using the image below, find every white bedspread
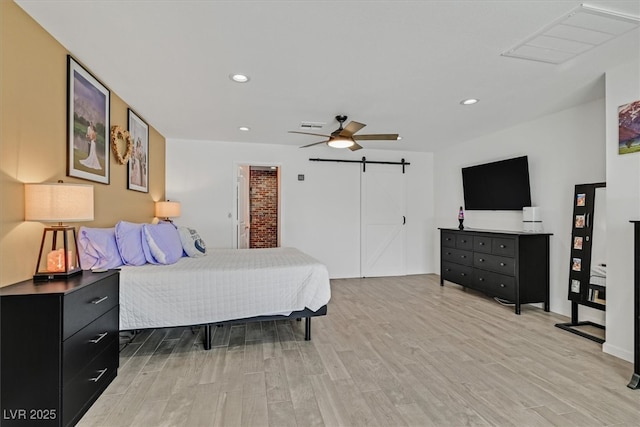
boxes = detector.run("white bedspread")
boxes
[118,247,331,330]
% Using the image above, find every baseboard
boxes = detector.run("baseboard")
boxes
[603,342,634,363]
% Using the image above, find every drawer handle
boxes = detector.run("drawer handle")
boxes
[461,255,466,259]
[500,262,506,267]
[89,332,108,344]
[499,244,506,248]
[461,239,467,243]
[479,242,485,246]
[478,258,484,262]
[446,238,452,241]
[461,273,466,276]
[446,252,452,255]
[90,368,108,383]
[500,283,506,288]
[479,277,484,281]
[445,268,451,272]
[91,296,109,305]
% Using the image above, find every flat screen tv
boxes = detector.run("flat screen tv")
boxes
[462,156,532,210]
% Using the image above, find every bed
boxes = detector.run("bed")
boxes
[78,223,331,350]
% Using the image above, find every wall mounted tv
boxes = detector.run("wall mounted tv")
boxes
[462,155,532,210]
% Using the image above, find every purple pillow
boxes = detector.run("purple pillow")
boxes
[115,221,147,266]
[78,227,124,270]
[142,222,183,265]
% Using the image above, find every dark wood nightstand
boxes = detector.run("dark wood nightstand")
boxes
[1,270,119,426]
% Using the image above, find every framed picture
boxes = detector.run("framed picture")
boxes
[619,99,640,155]
[570,279,581,293]
[573,236,583,250]
[67,56,110,184]
[575,214,585,228]
[127,109,149,193]
[572,258,582,272]
[576,193,585,206]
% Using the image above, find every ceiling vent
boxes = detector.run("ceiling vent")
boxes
[299,121,326,130]
[501,4,640,64]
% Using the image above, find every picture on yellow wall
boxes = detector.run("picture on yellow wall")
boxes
[67,55,110,184]
[127,109,149,193]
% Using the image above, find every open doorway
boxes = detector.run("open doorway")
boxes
[235,164,280,249]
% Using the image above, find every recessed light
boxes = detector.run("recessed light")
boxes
[230,74,250,83]
[238,126,250,131]
[460,98,479,105]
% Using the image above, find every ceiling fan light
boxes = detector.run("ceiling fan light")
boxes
[327,137,354,148]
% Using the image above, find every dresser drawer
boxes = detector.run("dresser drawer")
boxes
[442,262,473,286]
[442,232,456,248]
[63,341,118,426]
[455,234,473,250]
[473,253,515,276]
[63,306,118,385]
[63,275,118,340]
[442,247,473,266]
[492,237,516,257]
[475,270,516,300]
[473,236,492,253]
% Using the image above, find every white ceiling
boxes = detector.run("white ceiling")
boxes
[14,0,640,153]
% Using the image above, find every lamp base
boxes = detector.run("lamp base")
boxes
[34,267,82,282]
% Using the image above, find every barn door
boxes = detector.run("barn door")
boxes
[360,164,406,277]
[236,165,250,249]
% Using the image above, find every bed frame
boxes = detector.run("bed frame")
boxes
[201,305,327,350]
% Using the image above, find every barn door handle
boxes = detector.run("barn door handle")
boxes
[403,216,406,225]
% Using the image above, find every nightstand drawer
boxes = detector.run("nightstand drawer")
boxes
[63,306,118,385]
[442,248,473,266]
[473,253,515,276]
[63,274,118,340]
[63,340,118,426]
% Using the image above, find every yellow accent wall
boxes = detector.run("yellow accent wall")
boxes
[0,1,166,286]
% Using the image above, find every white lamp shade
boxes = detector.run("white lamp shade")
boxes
[25,182,94,222]
[155,201,181,218]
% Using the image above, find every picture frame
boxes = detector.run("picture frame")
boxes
[572,258,582,272]
[573,236,583,250]
[576,193,586,207]
[575,214,585,228]
[127,109,149,193]
[67,55,110,184]
[618,99,640,155]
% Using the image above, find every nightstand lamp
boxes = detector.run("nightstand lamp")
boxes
[155,200,181,222]
[24,181,94,281]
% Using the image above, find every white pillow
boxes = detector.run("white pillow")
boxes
[178,226,207,257]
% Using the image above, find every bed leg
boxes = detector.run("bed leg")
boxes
[203,324,212,350]
[304,317,311,341]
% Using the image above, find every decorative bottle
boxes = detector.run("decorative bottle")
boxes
[458,206,464,230]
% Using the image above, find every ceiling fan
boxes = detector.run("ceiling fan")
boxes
[289,115,399,151]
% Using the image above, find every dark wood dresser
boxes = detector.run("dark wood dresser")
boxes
[439,228,551,314]
[1,270,119,426]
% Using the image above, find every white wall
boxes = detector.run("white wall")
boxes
[433,99,606,322]
[603,59,640,362]
[165,140,434,278]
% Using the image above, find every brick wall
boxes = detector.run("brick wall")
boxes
[250,169,278,248]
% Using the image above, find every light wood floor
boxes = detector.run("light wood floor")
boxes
[79,275,640,426]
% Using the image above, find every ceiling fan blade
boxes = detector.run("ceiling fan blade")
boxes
[300,140,329,148]
[352,133,399,141]
[339,121,366,137]
[289,130,331,138]
[348,142,363,151]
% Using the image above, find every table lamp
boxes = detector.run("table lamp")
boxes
[155,200,181,222]
[24,181,94,281]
